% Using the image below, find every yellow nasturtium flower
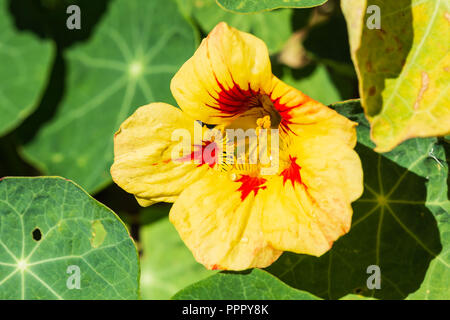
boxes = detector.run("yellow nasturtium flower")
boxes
[111,22,363,270]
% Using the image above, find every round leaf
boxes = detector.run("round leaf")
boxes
[172,269,320,299]
[22,0,196,193]
[0,0,53,136]
[0,177,139,299]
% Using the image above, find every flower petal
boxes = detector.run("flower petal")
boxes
[262,174,355,256]
[169,172,282,270]
[111,103,209,206]
[170,22,273,123]
[262,101,363,256]
[270,76,357,146]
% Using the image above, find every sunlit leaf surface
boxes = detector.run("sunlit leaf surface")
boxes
[0,177,139,299]
[342,0,450,151]
[0,0,53,136]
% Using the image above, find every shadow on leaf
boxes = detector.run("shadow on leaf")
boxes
[9,0,111,49]
[354,0,413,117]
[267,143,442,300]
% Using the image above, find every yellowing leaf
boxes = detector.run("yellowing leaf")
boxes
[342,0,450,152]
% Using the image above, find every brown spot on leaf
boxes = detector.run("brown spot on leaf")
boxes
[369,86,376,96]
[413,71,430,111]
[393,36,404,52]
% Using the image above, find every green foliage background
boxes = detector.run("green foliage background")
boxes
[0,0,448,300]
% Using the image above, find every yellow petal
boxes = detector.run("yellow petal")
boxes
[262,174,355,256]
[261,88,363,255]
[111,103,209,206]
[170,22,273,123]
[262,142,362,255]
[270,76,357,147]
[292,133,363,203]
[169,171,282,270]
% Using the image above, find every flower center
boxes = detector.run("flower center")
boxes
[225,94,282,132]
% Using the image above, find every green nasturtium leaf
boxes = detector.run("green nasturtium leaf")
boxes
[0,0,53,137]
[22,0,196,193]
[187,0,292,54]
[341,0,450,152]
[216,0,327,13]
[406,212,449,299]
[280,64,342,105]
[266,100,449,300]
[140,215,214,299]
[172,268,321,299]
[340,294,376,300]
[0,177,139,299]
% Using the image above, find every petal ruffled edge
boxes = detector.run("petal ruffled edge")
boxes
[111,102,210,206]
[170,22,273,124]
[169,171,282,270]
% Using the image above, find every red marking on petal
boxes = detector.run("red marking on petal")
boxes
[236,175,267,201]
[271,97,298,134]
[177,140,218,168]
[203,40,260,118]
[270,93,317,134]
[280,156,305,189]
[150,159,172,166]
[206,77,260,118]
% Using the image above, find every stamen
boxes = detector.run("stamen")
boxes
[255,115,272,135]
[262,115,271,129]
